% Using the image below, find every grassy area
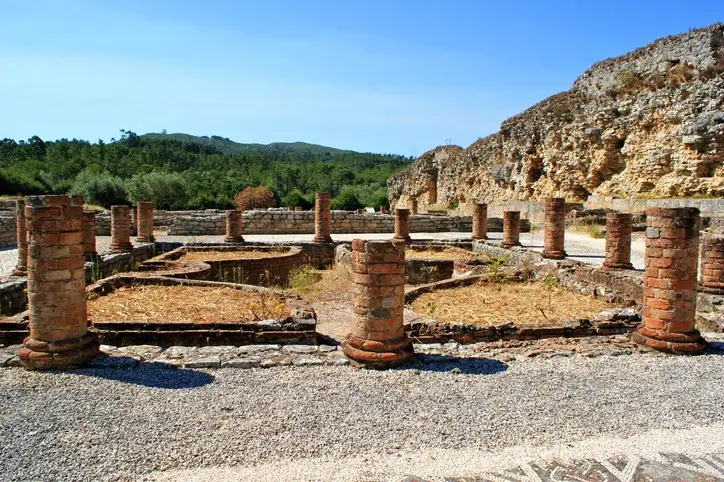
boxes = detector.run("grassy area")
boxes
[286,268,352,303]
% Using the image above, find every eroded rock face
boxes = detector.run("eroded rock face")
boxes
[389,24,724,208]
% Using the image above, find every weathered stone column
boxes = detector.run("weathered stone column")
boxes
[313,192,332,242]
[135,202,155,243]
[501,211,521,248]
[343,239,413,368]
[394,208,411,243]
[110,205,133,253]
[82,210,98,261]
[426,178,437,205]
[542,198,566,259]
[12,199,27,276]
[471,203,488,241]
[410,198,418,215]
[130,205,137,236]
[699,231,724,294]
[17,195,99,369]
[632,207,706,354]
[225,209,245,243]
[603,211,633,269]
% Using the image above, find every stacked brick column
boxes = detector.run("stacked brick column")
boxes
[82,211,98,261]
[410,198,418,215]
[130,205,138,236]
[110,205,133,253]
[17,195,99,369]
[12,199,27,276]
[699,231,724,294]
[471,203,488,241]
[426,179,437,205]
[135,202,155,243]
[501,211,521,248]
[632,207,706,354]
[394,209,411,243]
[225,210,245,243]
[313,192,332,242]
[603,211,633,269]
[542,198,567,259]
[343,239,413,368]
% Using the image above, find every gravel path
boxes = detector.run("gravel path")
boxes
[1,353,723,481]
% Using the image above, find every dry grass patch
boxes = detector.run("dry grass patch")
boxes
[406,248,490,263]
[179,249,287,262]
[88,285,289,323]
[410,280,617,326]
[287,269,353,303]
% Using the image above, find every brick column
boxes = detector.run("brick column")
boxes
[343,239,413,368]
[471,203,488,241]
[135,202,155,243]
[130,205,138,236]
[394,208,411,243]
[699,232,724,294]
[225,209,245,243]
[17,195,99,369]
[313,192,332,242]
[410,198,418,215]
[110,205,133,252]
[426,179,437,205]
[12,199,27,276]
[82,210,98,261]
[542,198,566,259]
[501,211,521,248]
[603,211,633,269]
[632,207,706,354]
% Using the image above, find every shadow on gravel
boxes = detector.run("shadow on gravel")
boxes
[70,359,215,389]
[407,354,508,375]
[709,341,724,354]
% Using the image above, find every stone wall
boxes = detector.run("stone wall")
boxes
[0,214,16,249]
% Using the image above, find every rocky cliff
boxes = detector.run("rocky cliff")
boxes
[389,24,724,209]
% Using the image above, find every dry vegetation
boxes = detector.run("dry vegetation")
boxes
[179,249,287,262]
[87,285,289,323]
[286,267,352,303]
[406,247,490,263]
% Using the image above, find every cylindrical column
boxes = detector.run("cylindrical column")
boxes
[409,198,418,215]
[394,209,411,243]
[82,210,98,261]
[17,195,99,369]
[225,210,245,243]
[136,202,155,243]
[12,199,27,276]
[699,232,724,294]
[542,198,566,259]
[130,205,138,236]
[313,192,332,242]
[632,207,706,354]
[110,205,133,253]
[343,239,413,368]
[501,211,521,248]
[426,179,437,205]
[471,203,488,241]
[603,211,633,269]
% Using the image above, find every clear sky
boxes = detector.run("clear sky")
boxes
[1,0,722,156]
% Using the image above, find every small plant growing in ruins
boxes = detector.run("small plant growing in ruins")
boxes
[535,274,559,319]
[485,254,509,284]
[420,265,437,275]
[287,265,320,291]
[584,222,606,239]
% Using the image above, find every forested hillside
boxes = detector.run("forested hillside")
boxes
[0,131,412,210]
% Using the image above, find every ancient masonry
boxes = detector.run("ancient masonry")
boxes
[394,209,411,243]
[12,199,27,276]
[17,195,99,369]
[699,231,724,294]
[342,239,413,368]
[312,192,333,243]
[409,198,418,215]
[471,203,488,241]
[136,202,155,243]
[542,198,566,259]
[109,205,133,253]
[603,212,633,269]
[82,210,98,261]
[501,211,521,248]
[633,207,706,354]
[224,210,245,243]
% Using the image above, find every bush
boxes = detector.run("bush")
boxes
[125,171,190,210]
[0,169,47,195]
[280,188,313,209]
[331,186,363,210]
[70,171,128,207]
[235,186,275,211]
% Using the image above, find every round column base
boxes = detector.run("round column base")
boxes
[393,236,411,244]
[18,333,100,370]
[136,235,155,243]
[110,242,134,253]
[224,236,245,243]
[11,267,27,277]
[602,261,634,270]
[632,326,707,355]
[342,334,414,369]
[312,236,333,243]
[542,250,567,260]
[501,241,520,249]
[699,284,724,296]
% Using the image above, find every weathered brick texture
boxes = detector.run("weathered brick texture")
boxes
[542,198,566,259]
[342,239,413,368]
[472,203,488,241]
[313,192,332,243]
[632,207,706,354]
[699,232,724,294]
[224,210,245,243]
[501,211,521,248]
[394,209,411,243]
[603,211,633,269]
[82,210,98,260]
[410,198,418,215]
[110,205,133,253]
[17,195,99,369]
[12,200,27,276]
[136,202,155,243]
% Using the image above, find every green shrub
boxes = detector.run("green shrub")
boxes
[287,265,320,291]
[280,188,313,209]
[125,171,190,210]
[70,170,128,207]
[331,186,363,210]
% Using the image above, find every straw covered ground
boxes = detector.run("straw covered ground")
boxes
[178,249,288,262]
[405,247,491,263]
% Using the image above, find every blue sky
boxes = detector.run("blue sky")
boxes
[0,1,722,156]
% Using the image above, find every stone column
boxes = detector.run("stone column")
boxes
[136,202,155,243]
[699,232,724,294]
[542,198,566,259]
[394,208,411,243]
[12,199,27,276]
[17,195,99,369]
[343,239,413,368]
[632,207,706,354]
[603,211,633,269]
[313,192,332,242]
[410,198,418,215]
[501,211,521,248]
[130,205,138,236]
[82,210,98,261]
[379,205,387,215]
[426,178,437,205]
[471,203,488,241]
[110,205,133,252]
[225,209,245,243]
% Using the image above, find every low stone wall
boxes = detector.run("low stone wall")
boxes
[0,213,16,249]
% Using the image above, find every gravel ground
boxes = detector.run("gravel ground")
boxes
[1,353,723,481]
